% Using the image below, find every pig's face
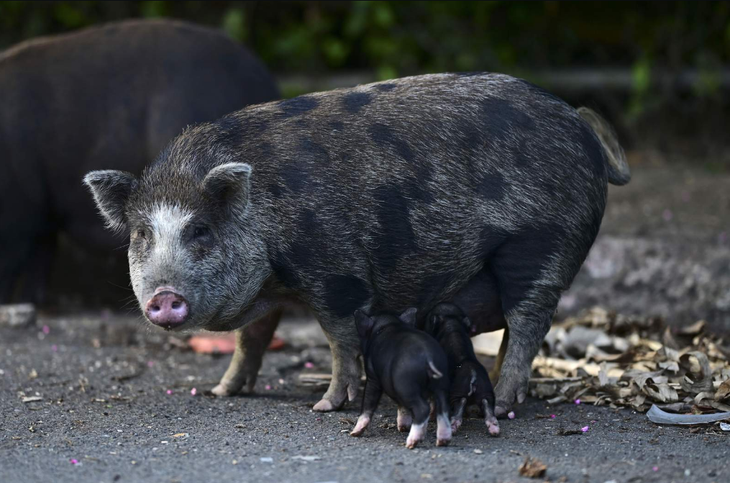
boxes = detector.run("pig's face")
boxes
[84,162,271,332]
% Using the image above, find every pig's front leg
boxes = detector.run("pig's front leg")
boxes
[450,397,467,432]
[313,317,362,412]
[397,406,413,432]
[211,309,282,396]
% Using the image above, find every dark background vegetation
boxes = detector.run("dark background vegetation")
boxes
[2,1,729,163]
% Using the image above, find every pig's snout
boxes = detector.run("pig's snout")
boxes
[145,288,189,328]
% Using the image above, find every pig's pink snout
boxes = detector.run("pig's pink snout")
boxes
[145,290,189,328]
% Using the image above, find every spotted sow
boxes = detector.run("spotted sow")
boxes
[85,73,630,416]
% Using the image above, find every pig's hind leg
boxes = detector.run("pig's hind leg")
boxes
[433,390,452,446]
[350,379,382,437]
[212,309,282,396]
[490,227,588,417]
[404,398,430,449]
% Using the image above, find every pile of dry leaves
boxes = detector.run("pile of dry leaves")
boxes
[528,307,730,414]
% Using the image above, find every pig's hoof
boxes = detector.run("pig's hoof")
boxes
[211,383,239,397]
[494,371,528,418]
[350,429,364,437]
[405,439,418,449]
[312,398,336,412]
[397,424,411,433]
[436,438,450,447]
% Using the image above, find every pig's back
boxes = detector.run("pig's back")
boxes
[238,74,607,308]
[0,19,279,249]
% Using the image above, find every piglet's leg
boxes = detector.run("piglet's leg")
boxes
[450,398,467,433]
[397,406,412,432]
[212,310,282,396]
[350,379,382,437]
[482,399,500,436]
[405,399,430,449]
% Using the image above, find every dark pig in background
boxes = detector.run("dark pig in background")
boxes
[84,73,630,416]
[0,19,279,303]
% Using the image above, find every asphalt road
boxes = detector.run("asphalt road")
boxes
[1,314,728,483]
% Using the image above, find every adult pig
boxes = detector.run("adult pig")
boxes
[0,19,279,303]
[84,73,630,415]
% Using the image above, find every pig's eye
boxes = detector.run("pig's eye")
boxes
[192,226,210,240]
[136,229,147,240]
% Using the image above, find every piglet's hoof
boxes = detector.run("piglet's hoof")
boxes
[436,438,450,447]
[486,418,500,436]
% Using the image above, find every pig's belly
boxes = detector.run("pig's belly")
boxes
[452,267,507,334]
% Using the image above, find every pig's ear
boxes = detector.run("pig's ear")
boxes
[424,314,441,335]
[461,316,473,330]
[354,309,374,341]
[84,170,137,232]
[202,162,252,213]
[399,307,418,326]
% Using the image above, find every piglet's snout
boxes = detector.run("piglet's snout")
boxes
[145,288,189,328]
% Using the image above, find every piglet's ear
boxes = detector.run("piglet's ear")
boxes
[83,170,137,233]
[462,316,473,330]
[354,309,374,341]
[424,314,440,335]
[202,162,252,214]
[399,307,418,326]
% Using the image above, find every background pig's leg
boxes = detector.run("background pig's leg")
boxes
[397,406,412,432]
[312,318,361,412]
[211,309,282,396]
[350,379,382,437]
[489,328,509,382]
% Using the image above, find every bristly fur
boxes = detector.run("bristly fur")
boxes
[85,72,629,411]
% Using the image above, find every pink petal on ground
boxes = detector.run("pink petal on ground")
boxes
[550,414,556,419]
[581,426,589,432]
[147,361,155,368]
[70,459,79,465]
[190,388,197,396]
[652,466,658,472]
[507,411,515,420]
[166,389,173,395]
[51,345,58,352]
[42,325,50,335]
[304,362,315,369]
[265,385,272,390]
[574,399,581,405]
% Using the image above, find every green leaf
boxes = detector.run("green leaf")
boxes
[223,8,247,42]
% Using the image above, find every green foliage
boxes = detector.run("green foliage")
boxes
[1,1,728,100]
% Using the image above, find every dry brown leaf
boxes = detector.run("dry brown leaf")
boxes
[518,457,547,478]
[715,379,730,401]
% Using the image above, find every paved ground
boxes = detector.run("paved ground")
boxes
[2,313,728,483]
[2,164,730,483]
